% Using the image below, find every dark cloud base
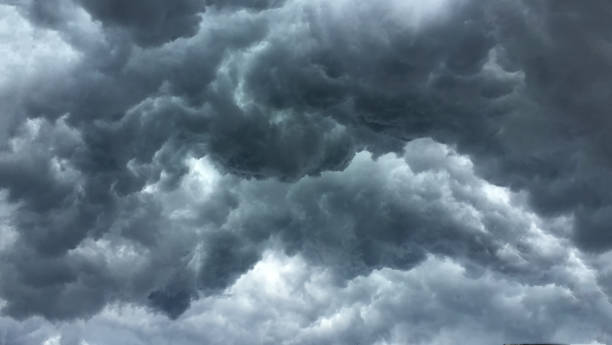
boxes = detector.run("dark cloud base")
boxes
[1,0,612,344]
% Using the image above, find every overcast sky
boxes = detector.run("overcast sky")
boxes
[1,0,612,344]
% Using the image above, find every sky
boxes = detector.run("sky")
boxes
[1,0,612,344]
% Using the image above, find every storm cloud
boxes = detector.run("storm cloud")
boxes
[1,0,612,344]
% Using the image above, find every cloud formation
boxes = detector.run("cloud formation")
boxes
[1,250,609,345]
[1,0,612,343]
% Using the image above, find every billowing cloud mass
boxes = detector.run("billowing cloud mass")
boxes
[1,0,612,344]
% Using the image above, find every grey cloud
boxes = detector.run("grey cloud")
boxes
[205,0,286,11]
[482,0,612,251]
[230,0,612,252]
[22,0,284,48]
[77,0,204,47]
[0,2,272,263]
[22,0,206,47]
[2,0,612,336]
[1,251,609,345]
[0,135,576,320]
[218,139,580,289]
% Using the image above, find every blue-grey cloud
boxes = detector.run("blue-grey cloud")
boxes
[1,1,612,343]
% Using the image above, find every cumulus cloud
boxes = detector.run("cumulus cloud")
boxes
[0,135,595,324]
[1,0,612,343]
[1,250,610,345]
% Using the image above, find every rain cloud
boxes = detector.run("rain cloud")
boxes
[1,0,612,344]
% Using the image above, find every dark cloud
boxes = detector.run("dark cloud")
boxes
[2,0,612,341]
[25,0,206,47]
[483,0,612,252]
[205,0,286,11]
[228,0,612,253]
